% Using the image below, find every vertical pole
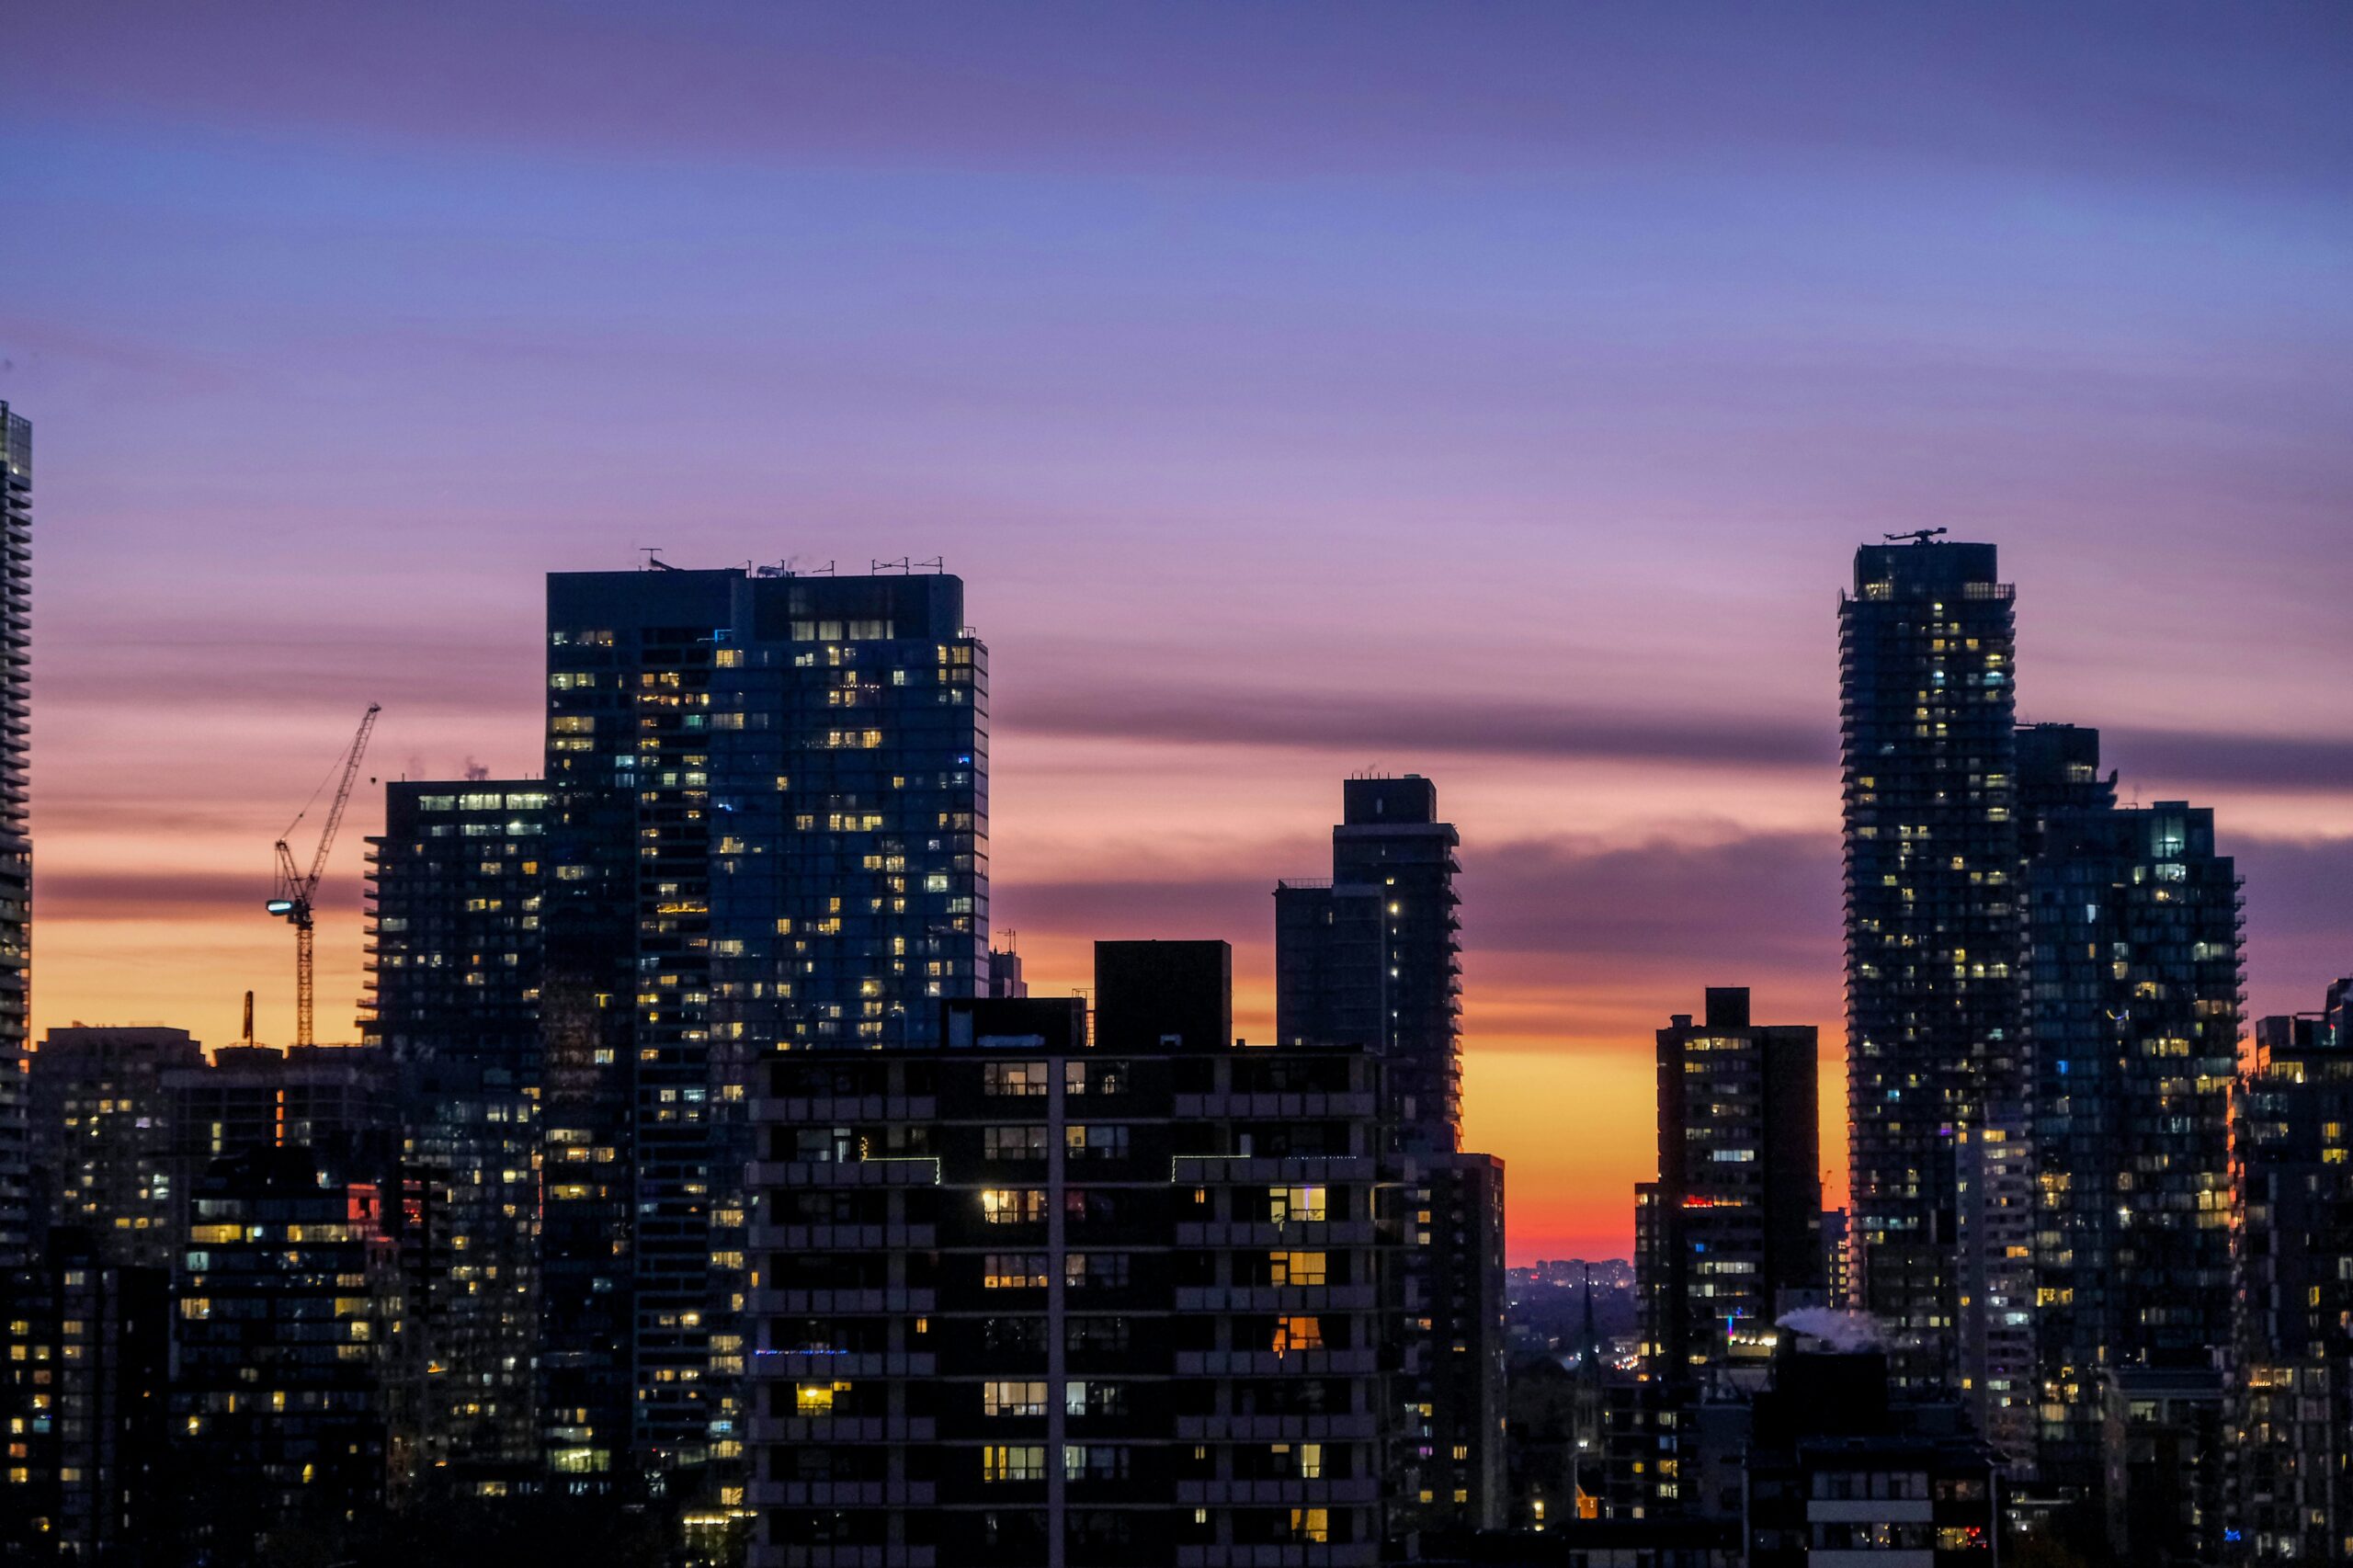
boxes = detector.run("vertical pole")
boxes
[296,919,315,1047]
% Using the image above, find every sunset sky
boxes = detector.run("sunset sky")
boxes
[6,3,2349,1261]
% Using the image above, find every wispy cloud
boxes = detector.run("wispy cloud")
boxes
[1006,687,1831,768]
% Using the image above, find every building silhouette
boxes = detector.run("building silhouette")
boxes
[1742,1336,2003,1565]
[0,403,29,1269]
[361,778,549,1479]
[1837,538,2019,1390]
[362,779,551,1071]
[1277,775,1462,1151]
[1637,988,1822,1383]
[27,1025,205,1268]
[170,1145,409,1554]
[746,941,1394,1567]
[2020,769,2241,1494]
[2230,984,2353,1562]
[540,565,988,1485]
[1276,776,1506,1534]
[0,1227,170,1562]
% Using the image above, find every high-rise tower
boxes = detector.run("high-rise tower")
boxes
[1838,538,2018,1387]
[2021,772,2240,1491]
[1638,988,1822,1382]
[360,780,551,1478]
[1274,775,1502,1537]
[1276,775,1461,1152]
[540,565,987,1478]
[0,405,29,1268]
[2232,984,2353,1562]
[361,779,550,1073]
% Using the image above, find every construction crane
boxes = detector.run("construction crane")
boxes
[267,703,381,1047]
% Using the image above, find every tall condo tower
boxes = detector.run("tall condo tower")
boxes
[0,405,28,1267]
[361,779,551,1476]
[2020,756,2240,1492]
[1637,988,1822,1382]
[1275,774,1503,1536]
[1276,775,1462,1151]
[540,565,987,1476]
[1838,538,2018,1387]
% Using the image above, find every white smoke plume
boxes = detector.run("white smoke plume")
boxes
[1775,1308,1884,1353]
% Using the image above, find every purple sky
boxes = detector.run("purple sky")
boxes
[7,2,2350,1258]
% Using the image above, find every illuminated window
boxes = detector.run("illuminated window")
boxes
[1269,1251,1328,1287]
[1290,1508,1330,1543]
[794,1382,847,1416]
[983,1062,1048,1097]
[983,1381,1049,1416]
[1272,1316,1324,1355]
[981,1189,1046,1225]
[982,1445,1047,1483]
[1270,1185,1327,1222]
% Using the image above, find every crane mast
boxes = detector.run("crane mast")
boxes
[267,703,381,1048]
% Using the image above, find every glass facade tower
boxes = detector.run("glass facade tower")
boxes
[0,405,28,1268]
[541,565,987,1478]
[2022,786,2240,1491]
[1838,539,2018,1387]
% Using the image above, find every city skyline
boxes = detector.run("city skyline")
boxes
[10,4,2353,1265]
[17,534,2343,1267]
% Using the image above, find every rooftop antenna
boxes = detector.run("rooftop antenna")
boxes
[640,548,677,572]
[915,556,945,574]
[873,556,910,575]
[1881,528,1949,545]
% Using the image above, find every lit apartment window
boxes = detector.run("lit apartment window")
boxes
[983,1445,1047,1483]
[1269,1251,1328,1287]
[983,1381,1049,1416]
[1271,1185,1328,1222]
[1272,1316,1324,1355]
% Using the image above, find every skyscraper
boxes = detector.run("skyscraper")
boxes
[362,779,550,1480]
[1275,775,1502,1537]
[540,564,987,1480]
[0,404,28,1269]
[1276,775,1461,1152]
[1838,538,2018,1386]
[2022,783,2241,1493]
[1638,988,1822,1382]
[2231,984,2353,1563]
[362,779,551,1072]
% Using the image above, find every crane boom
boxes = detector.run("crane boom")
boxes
[306,705,380,892]
[267,703,381,1048]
